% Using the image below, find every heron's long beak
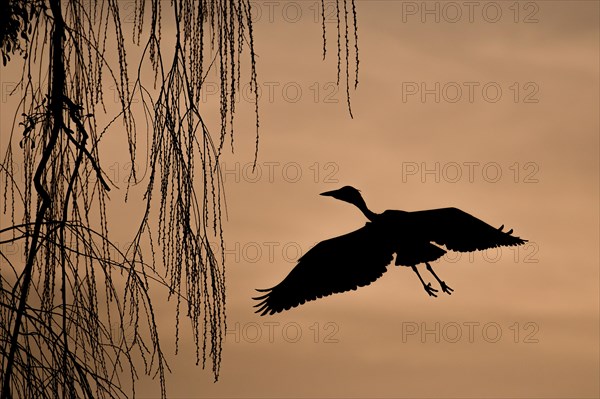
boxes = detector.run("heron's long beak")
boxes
[320,190,337,197]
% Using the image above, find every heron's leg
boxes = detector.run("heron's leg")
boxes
[425,262,453,295]
[410,265,438,297]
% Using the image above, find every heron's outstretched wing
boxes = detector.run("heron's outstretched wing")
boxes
[407,207,526,252]
[254,223,395,316]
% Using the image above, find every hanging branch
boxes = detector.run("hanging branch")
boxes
[320,0,359,117]
[0,0,359,397]
[129,0,258,381]
[2,0,66,395]
[0,0,173,396]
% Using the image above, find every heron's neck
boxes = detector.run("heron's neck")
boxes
[350,197,377,222]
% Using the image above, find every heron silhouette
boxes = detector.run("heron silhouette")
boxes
[254,186,527,316]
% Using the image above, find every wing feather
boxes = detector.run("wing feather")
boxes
[254,223,395,316]
[407,207,526,252]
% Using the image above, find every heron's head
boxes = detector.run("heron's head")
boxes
[320,186,364,206]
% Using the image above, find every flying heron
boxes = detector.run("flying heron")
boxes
[254,186,526,316]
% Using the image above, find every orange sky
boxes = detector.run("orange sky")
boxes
[1,1,598,398]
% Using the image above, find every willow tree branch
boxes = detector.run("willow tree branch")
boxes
[1,0,66,397]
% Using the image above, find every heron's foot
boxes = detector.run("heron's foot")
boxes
[439,281,454,295]
[423,283,438,297]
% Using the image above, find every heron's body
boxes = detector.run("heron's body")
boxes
[254,186,526,316]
